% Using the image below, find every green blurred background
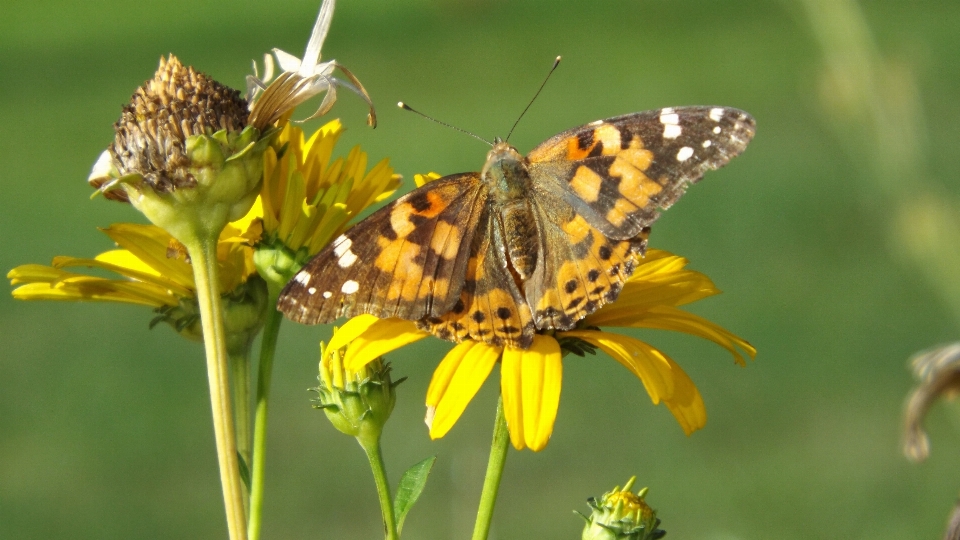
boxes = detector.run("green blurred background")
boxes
[3,0,960,538]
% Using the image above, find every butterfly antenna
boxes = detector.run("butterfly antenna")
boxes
[397,102,493,146]
[505,56,562,143]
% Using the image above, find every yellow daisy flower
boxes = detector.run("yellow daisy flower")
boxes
[325,249,755,451]
[8,217,260,339]
[252,118,401,284]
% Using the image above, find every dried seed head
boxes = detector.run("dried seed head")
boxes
[104,55,249,200]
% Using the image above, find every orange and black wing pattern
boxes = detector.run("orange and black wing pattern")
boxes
[278,173,486,325]
[524,107,755,329]
[417,204,536,348]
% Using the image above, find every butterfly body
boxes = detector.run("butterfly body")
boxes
[279,106,755,349]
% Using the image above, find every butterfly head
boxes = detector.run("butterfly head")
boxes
[481,140,530,200]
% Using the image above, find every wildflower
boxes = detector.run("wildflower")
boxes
[578,477,665,540]
[328,249,756,451]
[246,0,376,130]
[314,334,402,444]
[314,328,404,540]
[88,55,271,247]
[252,118,400,290]
[7,219,264,343]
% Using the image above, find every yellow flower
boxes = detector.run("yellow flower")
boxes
[252,118,401,286]
[8,216,261,340]
[326,249,755,451]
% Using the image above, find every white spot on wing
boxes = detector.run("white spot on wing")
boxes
[713,126,722,134]
[709,108,725,122]
[322,291,333,299]
[702,140,712,148]
[333,236,358,267]
[294,272,311,285]
[663,123,682,139]
[676,147,694,162]
[333,237,352,257]
[341,280,360,294]
[660,112,679,125]
[338,250,358,268]
[588,119,603,126]
[307,287,316,294]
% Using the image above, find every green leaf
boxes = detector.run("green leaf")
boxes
[393,456,436,534]
[237,452,251,491]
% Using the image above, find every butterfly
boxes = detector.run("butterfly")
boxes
[278,106,755,349]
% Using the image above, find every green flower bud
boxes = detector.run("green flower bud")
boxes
[313,341,402,447]
[150,275,267,352]
[579,478,665,540]
[90,55,276,246]
[253,235,304,295]
[221,275,268,355]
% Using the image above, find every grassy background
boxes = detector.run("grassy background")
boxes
[3,0,960,538]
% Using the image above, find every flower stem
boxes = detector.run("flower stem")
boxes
[229,348,251,514]
[247,301,283,540]
[360,435,399,540]
[187,234,248,540]
[472,395,509,540]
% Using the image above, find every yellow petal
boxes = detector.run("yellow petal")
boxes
[604,305,756,367]
[373,173,403,203]
[222,196,263,241]
[414,172,442,187]
[499,346,526,450]
[8,264,69,285]
[61,253,193,297]
[563,330,674,404]
[427,341,501,440]
[278,168,307,244]
[94,249,161,276]
[427,341,477,410]
[660,354,707,435]
[501,335,562,451]
[627,249,688,278]
[216,242,252,293]
[340,317,430,371]
[11,276,176,307]
[425,341,477,408]
[100,224,195,287]
[328,314,382,350]
[261,149,282,233]
[562,330,707,435]
[585,272,718,329]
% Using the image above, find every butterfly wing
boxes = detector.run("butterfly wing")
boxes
[524,106,754,329]
[278,173,487,325]
[527,106,755,240]
[418,200,536,348]
[526,191,649,330]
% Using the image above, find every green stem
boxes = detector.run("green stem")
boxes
[186,234,247,540]
[247,300,283,540]
[229,348,251,515]
[360,436,399,540]
[472,396,510,540]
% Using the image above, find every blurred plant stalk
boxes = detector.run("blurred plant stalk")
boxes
[801,0,960,326]
[803,3,960,537]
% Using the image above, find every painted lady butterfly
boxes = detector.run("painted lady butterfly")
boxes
[278,106,755,348]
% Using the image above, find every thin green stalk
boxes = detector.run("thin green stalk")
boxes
[248,302,283,540]
[186,234,247,540]
[472,396,510,540]
[229,348,251,515]
[360,436,399,540]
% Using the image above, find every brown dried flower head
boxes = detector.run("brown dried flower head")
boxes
[92,55,249,201]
